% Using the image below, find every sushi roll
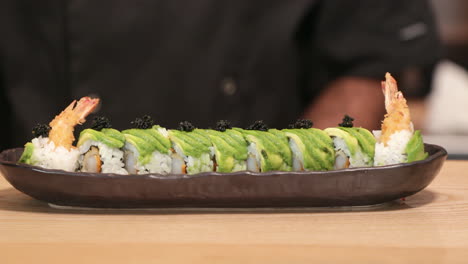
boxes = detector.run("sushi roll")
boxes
[234,121,292,172]
[122,116,172,174]
[18,97,99,172]
[374,73,428,166]
[283,119,335,171]
[199,121,248,173]
[77,117,128,174]
[169,121,214,174]
[324,115,376,169]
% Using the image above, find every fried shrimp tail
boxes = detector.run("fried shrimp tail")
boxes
[49,97,100,150]
[380,73,412,145]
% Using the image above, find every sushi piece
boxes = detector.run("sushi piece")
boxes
[169,121,214,174]
[283,119,335,171]
[324,115,376,169]
[77,116,128,174]
[18,97,99,171]
[198,121,248,173]
[234,121,292,172]
[122,116,172,174]
[374,73,428,166]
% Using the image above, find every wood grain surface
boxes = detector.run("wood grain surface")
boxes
[1,160,468,263]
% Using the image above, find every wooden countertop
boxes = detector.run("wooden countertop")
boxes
[1,160,468,263]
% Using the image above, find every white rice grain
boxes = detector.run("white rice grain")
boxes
[30,137,80,172]
[374,130,413,166]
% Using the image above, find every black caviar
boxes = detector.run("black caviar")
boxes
[339,115,354,128]
[288,119,313,129]
[32,124,51,138]
[90,116,112,131]
[246,120,269,131]
[131,115,154,129]
[215,120,232,132]
[178,121,196,132]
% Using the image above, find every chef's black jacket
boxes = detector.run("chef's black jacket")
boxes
[0,0,441,149]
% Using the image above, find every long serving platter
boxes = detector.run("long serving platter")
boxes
[0,144,447,208]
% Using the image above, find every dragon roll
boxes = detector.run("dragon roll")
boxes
[122,116,173,174]
[16,73,432,175]
[19,97,99,172]
[324,115,376,169]
[233,121,292,172]
[200,121,248,173]
[283,120,335,171]
[77,117,127,174]
[373,73,428,166]
[169,122,214,174]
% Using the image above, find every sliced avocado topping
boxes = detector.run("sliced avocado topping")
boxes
[283,128,334,171]
[77,128,125,149]
[149,126,172,150]
[234,128,285,172]
[338,127,376,162]
[169,129,211,158]
[200,129,248,172]
[18,142,35,164]
[406,130,428,163]
[268,129,293,169]
[123,128,171,157]
[205,131,236,172]
[123,133,154,164]
[324,128,359,156]
[224,129,248,160]
[305,128,335,171]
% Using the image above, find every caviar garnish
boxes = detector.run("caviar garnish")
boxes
[246,120,269,131]
[288,119,313,129]
[215,120,232,132]
[90,116,112,131]
[178,121,196,132]
[32,124,51,138]
[131,115,154,129]
[339,115,354,128]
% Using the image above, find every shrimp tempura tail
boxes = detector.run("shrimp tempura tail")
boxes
[380,73,412,145]
[49,97,100,149]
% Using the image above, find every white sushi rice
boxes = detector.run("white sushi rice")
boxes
[288,139,304,171]
[124,143,172,174]
[172,143,213,174]
[186,153,213,174]
[79,140,128,174]
[246,142,261,172]
[374,130,413,166]
[210,146,246,172]
[332,137,370,168]
[29,137,80,172]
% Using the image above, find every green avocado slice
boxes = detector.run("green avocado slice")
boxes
[169,130,211,158]
[268,129,293,170]
[18,142,35,164]
[122,129,167,154]
[122,133,154,164]
[224,129,248,160]
[283,129,318,170]
[283,128,334,171]
[324,128,359,157]
[77,128,126,149]
[200,129,237,173]
[338,127,376,162]
[150,125,172,151]
[406,130,428,163]
[234,128,284,172]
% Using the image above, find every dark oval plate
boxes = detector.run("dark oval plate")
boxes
[0,144,447,208]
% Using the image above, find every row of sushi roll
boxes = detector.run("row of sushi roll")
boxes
[18,73,428,174]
